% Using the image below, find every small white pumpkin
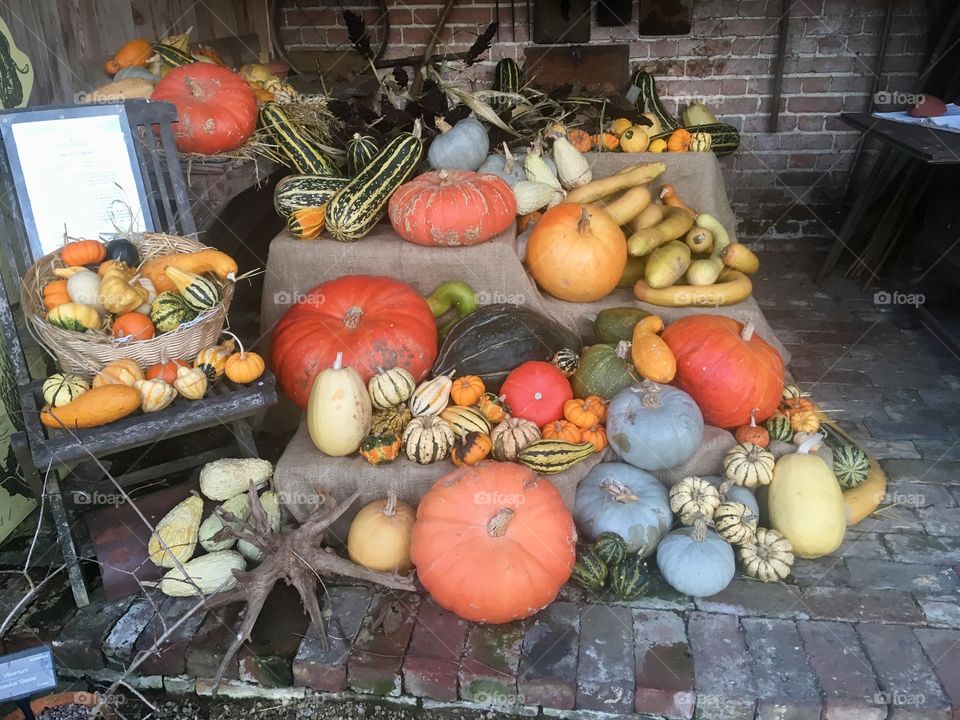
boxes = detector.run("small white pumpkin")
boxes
[66,268,104,313]
[308,352,372,456]
[402,414,456,464]
[368,366,417,409]
[42,373,89,407]
[512,180,564,215]
[523,146,562,190]
[669,476,721,526]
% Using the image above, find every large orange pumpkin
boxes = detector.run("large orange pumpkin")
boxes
[388,170,517,247]
[525,204,626,302]
[410,461,577,623]
[270,275,438,409]
[662,315,784,428]
[151,64,258,154]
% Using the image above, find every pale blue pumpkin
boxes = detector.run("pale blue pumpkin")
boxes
[656,523,735,597]
[574,462,672,558]
[428,117,490,171]
[477,145,527,186]
[606,381,704,471]
[704,475,760,518]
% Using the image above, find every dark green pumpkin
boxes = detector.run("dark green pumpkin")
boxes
[593,532,628,567]
[571,547,607,590]
[432,304,582,392]
[593,307,651,344]
[609,555,651,599]
[105,238,140,267]
[570,343,640,400]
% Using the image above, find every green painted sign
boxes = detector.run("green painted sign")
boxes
[0,16,32,109]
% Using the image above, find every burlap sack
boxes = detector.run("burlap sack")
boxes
[275,420,603,539]
[651,425,738,487]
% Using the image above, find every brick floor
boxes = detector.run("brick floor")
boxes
[3,249,960,717]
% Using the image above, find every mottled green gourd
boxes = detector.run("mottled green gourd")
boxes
[765,415,794,442]
[592,532,628,567]
[609,555,651,599]
[833,444,870,489]
[571,547,607,590]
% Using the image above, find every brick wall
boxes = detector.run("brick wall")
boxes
[280,0,931,242]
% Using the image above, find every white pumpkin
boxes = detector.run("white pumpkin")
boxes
[552,135,592,190]
[66,268,104,313]
[307,352,372,456]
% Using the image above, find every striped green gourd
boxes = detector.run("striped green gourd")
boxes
[681,121,741,156]
[571,547,607,590]
[593,532,628,567]
[152,43,196,68]
[632,70,681,134]
[324,122,424,243]
[439,405,492,436]
[491,58,522,110]
[518,439,595,474]
[609,555,651,599]
[150,292,196,333]
[273,174,349,217]
[832,444,870,489]
[259,102,340,176]
[346,133,380,176]
[765,415,794,443]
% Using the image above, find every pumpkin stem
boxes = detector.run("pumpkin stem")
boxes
[502,142,515,174]
[600,479,640,503]
[577,208,591,234]
[691,517,708,542]
[795,434,821,455]
[615,340,631,360]
[486,508,514,537]
[636,379,662,409]
[435,116,452,134]
[343,305,364,329]
[332,352,344,370]
[222,330,246,357]
[740,321,756,342]
[749,408,758,428]
[383,494,398,517]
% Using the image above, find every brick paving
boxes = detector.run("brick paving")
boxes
[2,248,960,718]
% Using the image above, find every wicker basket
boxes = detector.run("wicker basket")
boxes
[22,233,234,378]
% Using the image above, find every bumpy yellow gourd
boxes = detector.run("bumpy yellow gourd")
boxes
[99,265,149,314]
[148,495,203,567]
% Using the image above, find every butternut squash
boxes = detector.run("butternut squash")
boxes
[591,186,651,226]
[562,162,666,204]
[40,385,141,429]
[141,250,238,293]
[627,206,695,256]
[633,269,753,307]
[627,203,665,232]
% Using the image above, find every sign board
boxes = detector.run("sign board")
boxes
[0,647,57,702]
[0,103,154,259]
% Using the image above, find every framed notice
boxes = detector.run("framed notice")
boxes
[0,646,57,702]
[0,103,154,259]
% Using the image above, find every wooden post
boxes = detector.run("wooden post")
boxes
[245,0,272,62]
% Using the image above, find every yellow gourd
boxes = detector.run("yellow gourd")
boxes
[630,315,676,383]
[134,378,177,413]
[648,138,667,153]
[619,127,650,153]
[768,436,846,558]
[92,358,144,388]
[347,495,416,574]
[47,302,101,333]
[194,338,235,382]
[174,365,208,400]
[307,352,373,456]
[148,495,203,567]
[99,265,149,314]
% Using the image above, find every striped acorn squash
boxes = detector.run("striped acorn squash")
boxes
[152,43,196,68]
[491,58,522,110]
[609,555,651,599]
[402,415,456,464]
[440,405,492,436]
[273,174,348,217]
[519,439,595,474]
[260,102,340,176]
[368,367,417,409]
[765,415,794,442]
[432,303,582,392]
[150,292,196,333]
[571,547,607,590]
[325,124,424,242]
[162,266,220,311]
[42,373,89,407]
[347,133,380,176]
[681,122,741,156]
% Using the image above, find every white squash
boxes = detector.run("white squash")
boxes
[523,144,562,190]
[513,180,564,215]
[552,136,592,190]
[307,351,372,456]
[768,436,846,558]
[66,268,104,313]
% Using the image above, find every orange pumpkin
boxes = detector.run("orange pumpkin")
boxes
[735,408,770,447]
[113,312,155,341]
[43,280,70,310]
[542,419,582,443]
[145,357,191,384]
[566,129,593,153]
[450,375,485,406]
[583,395,607,422]
[580,424,608,452]
[253,85,275,103]
[451,432,492,467]
[61,239,106,267]
[592,132,619,151]
[562,398,600,429]
[525,204,627,302]
[104,38,153,76]
[410,462,577,623]
[666,128,692,153]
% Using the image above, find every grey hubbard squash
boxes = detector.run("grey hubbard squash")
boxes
[656,519,735,597]
[428,116,489,171]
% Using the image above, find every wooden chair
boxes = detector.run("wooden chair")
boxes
[0,100,277,607]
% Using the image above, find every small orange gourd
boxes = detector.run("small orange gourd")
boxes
[580,424,608,452]
[562,398,600,429]
[630,315,676,384]
[789,409,820,434]
[451,431,493,467]
[659,185,697,215]
[104,38,153,75]
[666,128,692,153]
[450,376,485,406]
[61,239,106,267]
[140,250,238,293]
[566,129,593,153]
[583,395,607,422]
[541,419,582,443]
[477,392,509,424]
[223,334,265,384]
[145,356,191,384]
[43,280,70,310]
[592,132,619,151]
[113,312,155,340]
[735,409,770,447]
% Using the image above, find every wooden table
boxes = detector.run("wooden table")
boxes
[180,155,279,233]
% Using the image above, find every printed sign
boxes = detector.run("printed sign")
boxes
[0,647,57,702]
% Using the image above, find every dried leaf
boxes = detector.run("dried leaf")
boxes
[343,9,373,60]
[446,87,519,136]
[466,22,498,65]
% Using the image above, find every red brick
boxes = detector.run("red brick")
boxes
[348,594,421,697]
[186,604,244,681]
[576,606,634,713]
[742,618,821,719]
[293,587,373,692]
[633,610,695,720]
[803,587,925,625]
[518,602,579,710]
[402,600,469,701]
[135,597,208,677]
[786,95,845,113]
[688,613,755,720]
[459,623,523,706]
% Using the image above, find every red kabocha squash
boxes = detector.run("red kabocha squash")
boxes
[410,461,577,623]
[388,170,517,247]
[662,315,784,428]
[500,360,573,427]
[151,64,258,154]
[525,204,627,302]
[270,275,438,409]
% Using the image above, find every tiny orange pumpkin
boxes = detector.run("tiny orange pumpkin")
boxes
[734,408,770,448]
[666,128,692,153]
[450,375,485,406]
[563,398,600,429]
[451,431,493,467]
[566,128,593,153]
[541,419,582,443]
[580,424,608,452]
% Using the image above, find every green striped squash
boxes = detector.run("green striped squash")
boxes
[259,102,340,176]
[491,58,522,110]
[150,292,196,333]
[440,405,492,436]
[831,443,870,489]
[368,367,417,409]
[593,532,628,567]
[324,124,424,242]
[519,439,595,474]
[682,122,741,156]
[346,134,380,176]
[632,70,681,134]
[164,266,220,312]
[273,174,348,217]
[571,548,607,590]
[152,43,196,68]
[765,415,794,442]
[609,555,651,599]
[42,373,89,408]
